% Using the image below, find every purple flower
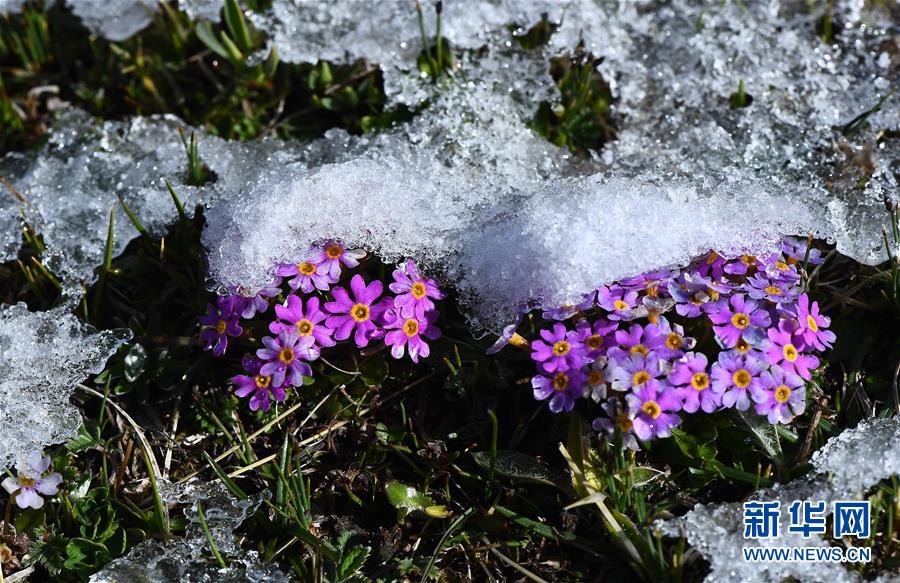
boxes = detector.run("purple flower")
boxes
[276,259,338,293]
[667,276,716,318]
[610,323,664,359]
[618,268,678,293]
[759,252,802,285]
[710,350,766,410]
[764,322,819,380]
[576,318,618,358]
[530,323,588,374]
[384,311,441,363]
[782,237,824,265]
[654,317,696,358]
[542,290,596,321]
[257,329,318,388]
[609,352,664,392]
[389,259,445,320]
[592,398,638,450]
[313,242,366,280]
[742,273,797,304]
[706,294,771,348]
[199,296,244,356]
[233,355,285,412]
[792,294,836,351]
[693,251,726,279]
[625,380,681,440]
[585,357,611,402]
[234,278,282,319]
[596,285,647,321]
[325,274,392,348]
[532,369,585,413]
[723,254,759,276]
[2,451,62,509]
[270,295,335,348]
[751,366,806,424]
[669,352,720,413]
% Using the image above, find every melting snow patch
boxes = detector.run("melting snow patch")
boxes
[659,416,900,583]
[90,479,289,583]
[0,303,130,469]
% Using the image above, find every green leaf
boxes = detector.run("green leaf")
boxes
[385,481,434,518]
[359,356,388,385]
[64,538,112,576]
[223,0,252,53]
[471,451,559,487]
[67,421,102,452]
[196,20,230,59]
[337,544,370,581]
[736,409,783,463]
[28,535,68,577]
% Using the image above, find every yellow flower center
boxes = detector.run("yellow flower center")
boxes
[18,477,36,488]
[774,385,792,403]
[552,341,571,356]
[552,372,569,391]
[325,244,343,259]
[807,314,819,332]
[618,414,633,432]
[775,260,789,271]
[632,371,651,386]
[783,343,798,362]
[351,304,370,322]
[403,319,419,337]
[733,369,752,388]
[764,285,782,295]
[255,375,271,389]
[630,344,649,356]
[411,282,427,299]
[707,251,719,264]
[646,284,660,298]
[691,372,709,391]
[665,333,682,350]
[215,319,227,335]
[731,313,750,329]
[641,400,661,419]
[735,337,752,354]
[708,288,720,301]
[279,348,295,364]
[588,370,605,386]
[740,255,755,266]
[586,334,604,350]
[298,262,317,275]
[613,300,629,311]
[296,319,314,336]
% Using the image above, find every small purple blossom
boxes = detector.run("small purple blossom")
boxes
[576,318,618,358]
[723,254,759,276]
[669,352,720,413]
[706,294,771,348]
[743,273,797,304]
[2,451,62,509]
[609,352,664,392]
[532,369,586,413]
[270,295,335,348]
[596,285,646,321]
[751,366,806,424]
[530,323,588,374]
[199,296,244,356]
[792,293,836,351]
[389,259,445,320]
[276,259,338,293]
[764,322,819,380]
[584,357,611,401]
[313,242,366,279]
[325,275,392,348]
[592,398,638,450]
[625,380,681,440]
[710,350,766,410]
[610,323,664,359]
[693,251,726,279]
[782,237,824,265]
[385,311,441,363]
[233,355,285,412]
[257,329,318,388]
[653,317,696,358]
[235,278,283,319]
[542,290,596,321]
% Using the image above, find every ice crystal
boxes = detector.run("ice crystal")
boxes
[659,416,900,582]
[64,0,156,41]
[90,479,289,583]
[0,303,130,469]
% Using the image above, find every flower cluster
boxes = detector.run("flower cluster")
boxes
[199,243,445,411]
[528,238,834,448]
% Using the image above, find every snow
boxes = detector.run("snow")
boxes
[659,416,900,583]
[65,0,157,41]
[0,303,130,469]
[90,479,289,583]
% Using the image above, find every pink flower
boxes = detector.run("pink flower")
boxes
[706,294,771,348]
[257,329,318,388]
[313,242,366,280]
[276,259,337,293]
[270,295,335,348]
[791,293,836,351]
[233,355,286,412]
[389,259,445,320]
[384,311,441,363]
[764,321,819,380]
[325,274,392,348]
